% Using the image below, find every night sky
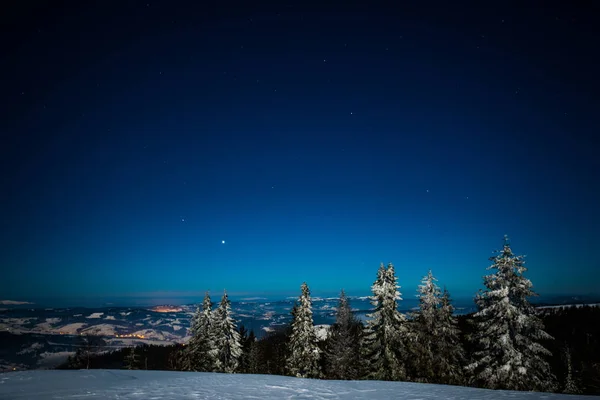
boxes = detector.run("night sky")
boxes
[1,1,599,304]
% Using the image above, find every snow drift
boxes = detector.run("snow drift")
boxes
[0,369,593,399]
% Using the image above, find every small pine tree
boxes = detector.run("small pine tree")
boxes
[563,345,580,394]
[237,325,253,373]
[325,289,363,380]
[466,236,555,391]
[212,290,243,373]
[75,334,105,370]
[286,282,321,378]
[124,346,140,370]
[363,263,408,381]
[248,337,261,374]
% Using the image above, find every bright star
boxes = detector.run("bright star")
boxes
[222,240,225,244]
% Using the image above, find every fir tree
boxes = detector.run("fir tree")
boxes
[435,287,465,385]
[237,325,254,373]
[186,292,216,371]
[563,345,580,394]
[325,289,363,380]
[363,262,408,381]
[410,272,465,384]
[73,334,105,370]
[212,290,243,373]
[124,346,140,370]
[248,337,261,374]
[286,282,321,378]
[410,270,442,382]
[466,236,555,391]
[181,303,201,371]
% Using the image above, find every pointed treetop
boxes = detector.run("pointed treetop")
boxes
[503,234,512,252]
[427,269,437,281]
[202,291,212,307]
[301,281,310,295]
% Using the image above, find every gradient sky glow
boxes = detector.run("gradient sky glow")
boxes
[1,2,599,304]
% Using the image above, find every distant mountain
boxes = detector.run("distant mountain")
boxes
[0,300,34,305]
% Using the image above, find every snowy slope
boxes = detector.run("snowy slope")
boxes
[0,370,595,400]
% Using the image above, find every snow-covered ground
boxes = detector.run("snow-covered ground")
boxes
[0,370,593,400]
[537,303,600,310]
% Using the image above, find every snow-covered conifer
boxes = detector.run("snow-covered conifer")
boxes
[186,292,216,371]
[435,287,465,385]
[325,289,362,380]
[466,236,555,391]
[410,270,442,382]
[410,271,464,384]
[212,290,243,373]
[286,282,321,378]
[563,345,580,394]
[363,263,408,381]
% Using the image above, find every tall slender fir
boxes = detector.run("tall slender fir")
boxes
[410,270,442,382]
[186,292,216,371]
[212,290,243,373]
[363,262,408,381]
[286,282,321,378]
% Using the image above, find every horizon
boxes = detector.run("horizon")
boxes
[2,2,598,301]
[4,290,599,310]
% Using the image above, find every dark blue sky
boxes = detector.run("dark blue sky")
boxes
[1,1,598,304]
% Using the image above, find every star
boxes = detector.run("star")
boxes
[222,240,225,244]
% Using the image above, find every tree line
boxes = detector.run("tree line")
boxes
[172,235,560,392]
[62,236,600,394]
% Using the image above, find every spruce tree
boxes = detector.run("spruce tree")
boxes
[182,303,202,371]
[435,287,465,385]
[286,282,321,378]
[325,289,363,380]
[363,262,408,381]
[410,271,465,384]
[466,236,555,391]
[248,336,261,374]
[212,290,243,373]
[410,270,442,382]
[186,292,216,371]
[237,325,254,373]
[563,345,580,394]
[124,346,140,370]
